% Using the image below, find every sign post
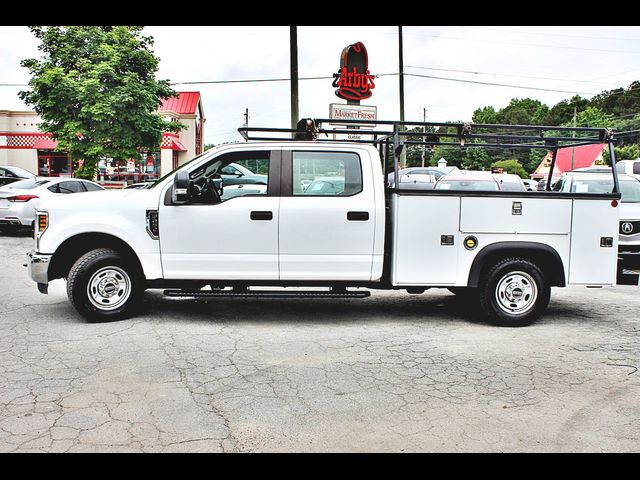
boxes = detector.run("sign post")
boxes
[330,42,377,140]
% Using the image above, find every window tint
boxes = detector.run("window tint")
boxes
[293,152,362,196]
[189,151,269,204]
[633,162,640,174]
[83,181,104,192]
[0,168,7,176]
[57,181,84,194]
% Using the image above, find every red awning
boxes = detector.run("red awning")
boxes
[33,138,58,150]
[170,139,187,151]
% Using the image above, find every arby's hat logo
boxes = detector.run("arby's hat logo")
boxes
[332,42,376,101]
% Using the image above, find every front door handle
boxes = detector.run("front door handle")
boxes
[250,211,273,221]
[347,211,369,221]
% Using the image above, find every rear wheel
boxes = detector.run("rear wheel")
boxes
[478,257,550,327]
[67,248,143,322]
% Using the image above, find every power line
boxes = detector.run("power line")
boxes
[406,65,613,85]
[404,32,640,55]
[403,72,596,95]
[458,26,640,42]
[171,75,336,86]
[554,66,640,89]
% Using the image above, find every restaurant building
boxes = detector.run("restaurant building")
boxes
[0,91,205,184]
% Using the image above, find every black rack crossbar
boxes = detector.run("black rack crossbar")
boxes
[237,117,618,194]
[238,118,610,145]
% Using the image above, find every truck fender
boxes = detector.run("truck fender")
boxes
[467,241,566,288]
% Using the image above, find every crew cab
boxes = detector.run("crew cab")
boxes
[26,119,633,327]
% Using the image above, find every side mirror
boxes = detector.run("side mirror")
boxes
[172,170,191,204]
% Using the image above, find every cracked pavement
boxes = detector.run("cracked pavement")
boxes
[1,231,639,452]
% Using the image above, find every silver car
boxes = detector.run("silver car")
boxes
[0,177,105,230]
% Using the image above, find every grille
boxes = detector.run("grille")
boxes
[619,221,640,235]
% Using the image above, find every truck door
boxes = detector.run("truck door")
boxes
[278,150,376,281]
[159,149,280,280]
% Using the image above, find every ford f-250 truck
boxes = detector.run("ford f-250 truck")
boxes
[26,119,636,327]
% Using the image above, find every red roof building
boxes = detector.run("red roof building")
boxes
[531,143,605,180]
[0,92,205,184]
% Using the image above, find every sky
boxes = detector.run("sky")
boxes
[1,25,640,146]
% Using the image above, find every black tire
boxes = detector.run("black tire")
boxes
[67,248,143,322]
[478,257,550,327]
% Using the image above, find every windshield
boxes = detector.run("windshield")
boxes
[3,179,50,190]
[7,166,36,178]
[619,180,640,202]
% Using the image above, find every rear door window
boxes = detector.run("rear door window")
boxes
[292,152,362,196]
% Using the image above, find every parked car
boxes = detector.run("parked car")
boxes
[0,177,105,230]
[302,177,346,195]
[537,176,560,191]
[109,166,151,183]
[492,173,527,192]
[124,182,155,190]
[571,166,612,173]
[220,162,268,187]
[615,159,640,180]
[387,166,459,187]
[521,179,538,191]
[553,172,640,267]
[0,166,37,187]
[434,174,501,191]
[397,173,438,190]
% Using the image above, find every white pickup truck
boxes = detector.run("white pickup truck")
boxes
[26,119,635,326]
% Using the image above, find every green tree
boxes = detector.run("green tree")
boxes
[495,98,549,125]
[571,106,615,128]
[204,143,216,152]
[472,106,498,124]
[491,159,529,179]
[544,95,590,125]
[592,81,640,118]
[19,26,181,179]
[603,144,640,163]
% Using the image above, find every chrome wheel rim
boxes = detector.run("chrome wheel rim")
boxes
[495,271,537,315]
[87,266,131,311]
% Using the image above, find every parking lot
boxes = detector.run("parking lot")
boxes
[0,231,639,452]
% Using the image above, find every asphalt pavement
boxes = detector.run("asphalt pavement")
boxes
[1,230,638,452]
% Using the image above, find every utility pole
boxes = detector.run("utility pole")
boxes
[398,26,405,123]
[398,26,406,168]
[571,106,577,171]
[243,108,249,127]
[421,107,427,167]
[290,26,299,133]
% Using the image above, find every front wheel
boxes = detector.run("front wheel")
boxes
[67,248,143,322]
[478,257,550,327]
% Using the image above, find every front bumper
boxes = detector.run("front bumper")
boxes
[27,250,52,286]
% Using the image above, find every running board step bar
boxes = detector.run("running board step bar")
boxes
[163,289,371,299]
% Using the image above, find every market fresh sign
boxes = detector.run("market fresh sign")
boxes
[329,104,377,127]
[332,42,376,101]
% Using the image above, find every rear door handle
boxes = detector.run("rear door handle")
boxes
[250,211,273,221]
[347,211,369,221]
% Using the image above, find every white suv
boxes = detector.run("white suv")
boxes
[554,172,640,266]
